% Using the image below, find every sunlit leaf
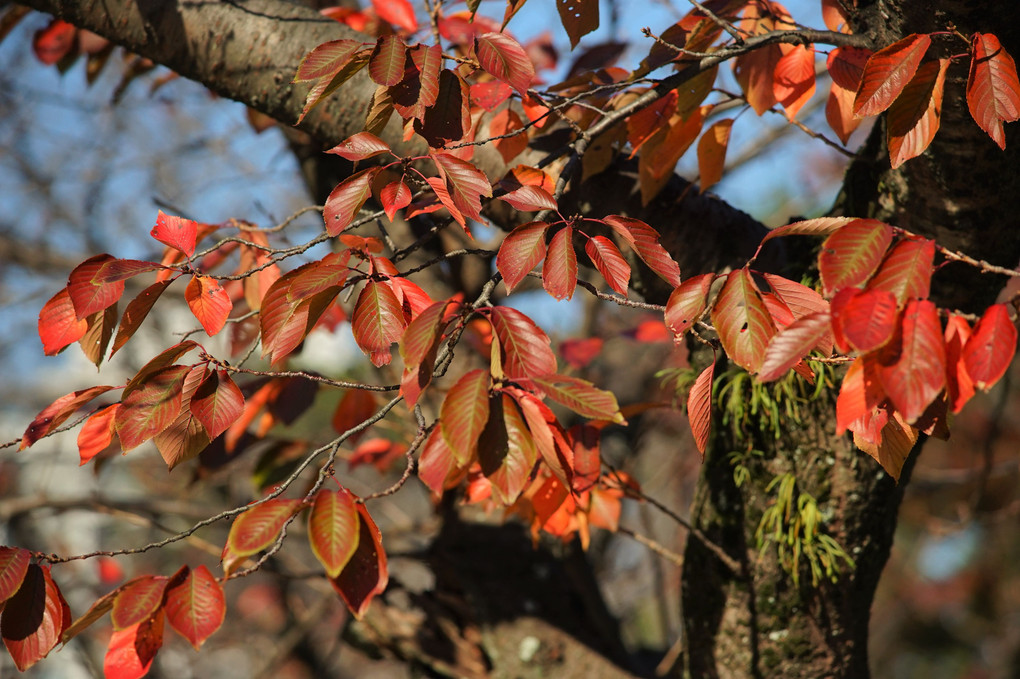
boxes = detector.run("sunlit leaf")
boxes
[116,365,190,451]
[967,32,1020,150]
[189,370,244,440]
[369,35,406,87]
[20,384,115,450]
[837,289,899,352]
[584,235,631,295]
[665,273,714,341]
[489,306,558,382]
[323,168,381,236]
[688,361,715,457]
[38,287,88,356]
[185,276,232,336]
[711,269,774,373]
[818,219,893,296]
[308,488,360,578]
[887,59,948,169]
[441,368,490,465]
[866,237,935,304]
[164,565,225,650]
[1,564,70,671]
[326,132,393,161]
[497,221,549,293]
[330,502,388,619]
[68,254,125,320]
[854,34,931,117]
[103,612,163,679]
[225,499,304,565]
[373,0,417,32]
[697,119,733,191]
[150,211,198,258]
[878,299,945,423]
[758,312,832,382]
[602,215,682,287]
[543,226,577,300]
[78,403,120,465]
[773,45,816,120]
[962,303,1017,391]
[352,280,407,367]
[0,547,30,605]
[111,577,167,631]
[531,374,624,423]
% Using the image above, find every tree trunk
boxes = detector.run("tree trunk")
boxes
[680,2,1020,677]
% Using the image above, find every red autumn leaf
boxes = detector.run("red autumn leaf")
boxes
[944,314,976,413]
[295,39,364,82]
[967,33,1020,150]
[115,365,190,451]
[425,176,466,226]
[827,78,861,145]
[543,225,578,300]
[331,502,388,619]
[93,259,165,283]
[560,337,603,369]
[164,565,225,650]
[602,215,682,287]
[827,46,871,91]
[111,281,173,357]
[78,306,117,368]
[352,280,407,367]
[431,153,493,224]
[489,306,558,382]
[475,32,535,95]
[697,119,733,191]
[0,547,30,605]
[821,0,850,32]
[471,80,514,111]
[155,365,218,470]
[32,19,76,65]
[373,0,417,32]
[189,369,244,440]
[963,303,1018,391]
[628,91,678,156]
[665,273,714,341]
[498,184,558,212]
[331,389,378,442]
[185,276,232,336]
[323,168,381,236]
[497,221,549,292]
[639,105,706,189]
[260,264,343,365]
[879,299,946,423]
[418,427,461,495]
[711,269,775,374]
[818,219,893,296]
[758,312,832,382]
[490,108,529,163]
[20,384,115,450]
[556,0,599,49]
[78,403,120,465]
[758,217,857,248]
[225,499,304,566]
[687,361,715,457]
[399,299,458,407]
[854,34,931,117]
[584,235,631,295]
[835,356,886,436]
[479,394,538,505]
[297,51,371,123]
[309,488,360,578]
[1,564,70,672]
[888,59,949,169]
[123,341,200,397]
[380,179,412,221]
[441,368,491,465]
[390,43,442,120]
[111,577,168,631]
[838,289,899,352]
[38,287,88,356]
[866,237,935,304]
[531,374,625,423]
[369,35,406,87]
[326,132,393,161]
[68,254,125,319]
[773,44,816,120]
[150,211,198,258]
[761,273,830,323]
[103,613,163,679]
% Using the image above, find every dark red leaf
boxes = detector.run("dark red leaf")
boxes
[111,281,173,357]
[20,384,115,450]
[543,225,578,300]
[854,34,931,117]
[967,33,1020,150]
[557,0,599,48]
[369,35,406,86]
[415,69,470,147]
[68,254,125,319]
[1,564,70,671]
[479,394,538,505]
[330,502,388,619]
[837,289,899,352]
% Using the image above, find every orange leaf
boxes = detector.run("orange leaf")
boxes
[185,276,232,336]
[163,565,225,650]
[818,219,893,296]
[697,119,733,191]
[773,45,816,120]
[38,287,88,356]
[149,211,198,257]
[688,361,715,457]
[665,273,714,341]
[111,577,167,631]
[20,384,115,450]
[440,368,490,465]
[887,59,948,169]
[115,365,189,451]
[78,403,120,465]
[103,612,163,679]
[854,34,931,117]
[490,108,529,163]
[309,488,360,578]
[352,280,407,367]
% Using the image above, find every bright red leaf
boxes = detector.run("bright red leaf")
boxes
[664,273,714,341]
[380,179,412,221]
[490,108,529,163]
[476,32,535,95]
[879,299,946,423]
[819,219,893,296]
[67,254,125,320]
[758,312,832,382]
[189,370,244,440]
[103,613,163,679]
[944,314,976,413]
[164,565,225,650]
[111,577,168,631]
[150,211,198,258]
[887,59,949,169]
[32,19,75,65]
[323,168,380,236]
[584,235,631,295]
[352,280,407,367]
[115,365,190,451]
[962,303,1017,391]
[838,289,899,352]
[38,287,88,356]
[78,403,120,465]
[560,337,603,369]
[20,384,115,450]
[326,132,393,161]
[854,34,931,117]
[373,0,417,32]
[224,499,303,570]
[418,427,461,495]
[185,275,232,336]
[967,33,1020,150]
[866,237,935,304]
[602,215,682,287]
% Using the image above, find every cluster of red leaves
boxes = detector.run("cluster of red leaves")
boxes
[665,217,1018,479]
[0,545,224,676]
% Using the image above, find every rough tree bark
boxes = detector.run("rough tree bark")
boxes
[680,2,1020,678]
[12,1,1020,677]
